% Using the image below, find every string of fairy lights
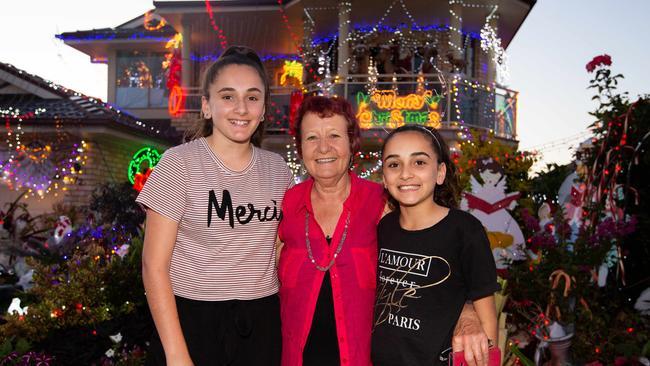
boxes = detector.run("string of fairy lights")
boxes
[2,106,88,198]
[0,61,162,198]
[277,0,509,177]
[13,1,512,189]
[204,0,229,51]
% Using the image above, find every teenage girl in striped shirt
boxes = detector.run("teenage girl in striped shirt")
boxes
[137,46,292,366]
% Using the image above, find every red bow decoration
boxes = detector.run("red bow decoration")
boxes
[133,168,153,192]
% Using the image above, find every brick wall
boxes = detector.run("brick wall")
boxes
[171,113,200,133]
[62,134,172,208]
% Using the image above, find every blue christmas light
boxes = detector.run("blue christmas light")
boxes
[191,52,301,62]
[312,23,482,45]
[56,33,171,42]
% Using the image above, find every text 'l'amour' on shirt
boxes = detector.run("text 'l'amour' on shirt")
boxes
[136,137,294,301]
[371,209,499,366]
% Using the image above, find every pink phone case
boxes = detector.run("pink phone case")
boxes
[451,347,501,366]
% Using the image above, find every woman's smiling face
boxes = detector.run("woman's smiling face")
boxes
[300,112,352,182]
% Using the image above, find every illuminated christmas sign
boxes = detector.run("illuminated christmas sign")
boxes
[128,147,161,186]
[168,85,185,116]
[355,90,442,129]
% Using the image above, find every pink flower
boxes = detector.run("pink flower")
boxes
[586,54,612,73]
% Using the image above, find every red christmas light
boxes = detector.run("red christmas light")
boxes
[277,0,320,82]
[204,0,228,50]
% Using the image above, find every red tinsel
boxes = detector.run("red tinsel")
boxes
[288,89,304,135]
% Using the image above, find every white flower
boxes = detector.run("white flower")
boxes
[7,298,28,316]
[105,349,115,358]
[109,332,122,343]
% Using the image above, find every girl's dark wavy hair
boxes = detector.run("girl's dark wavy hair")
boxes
[184,45,270,146]
[381,125,461,209]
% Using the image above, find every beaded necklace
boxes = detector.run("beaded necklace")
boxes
[305,211,350,271]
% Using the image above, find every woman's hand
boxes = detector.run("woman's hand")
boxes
[452,303,490,366]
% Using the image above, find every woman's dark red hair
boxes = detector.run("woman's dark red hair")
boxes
[292,96,361,157]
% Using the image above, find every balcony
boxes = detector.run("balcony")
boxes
[182,73,517,140]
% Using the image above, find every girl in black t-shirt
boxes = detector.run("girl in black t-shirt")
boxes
[372,125,499,366]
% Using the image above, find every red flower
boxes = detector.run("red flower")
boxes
[586,54,612,72]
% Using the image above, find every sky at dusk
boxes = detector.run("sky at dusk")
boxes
[2,0,648,172]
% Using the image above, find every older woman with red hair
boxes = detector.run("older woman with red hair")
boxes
[278,96,490,366]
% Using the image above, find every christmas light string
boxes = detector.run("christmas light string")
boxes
[143,10,166,31]
[356,151,383,179]
[448,0,509,82]
[2,107,88,198]
[277,0,320,83]
[2,64,161,135]
[204,0,229,50]
[55,33,171,42]
[191,52,301,62]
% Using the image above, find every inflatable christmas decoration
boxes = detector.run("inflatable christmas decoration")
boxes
[461,157,525,268]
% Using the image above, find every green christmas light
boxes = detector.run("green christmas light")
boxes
[128,147,161,184]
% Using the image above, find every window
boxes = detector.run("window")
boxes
[115,51,168,109]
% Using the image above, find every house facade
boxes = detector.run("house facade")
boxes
[58,0,534,176]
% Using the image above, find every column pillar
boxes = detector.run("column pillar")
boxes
[303,10,314,85]
[486,11,499,84]
[337,1,351,77]
[449,1,463,60]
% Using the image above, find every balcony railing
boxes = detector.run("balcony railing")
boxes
[181,74,517,139]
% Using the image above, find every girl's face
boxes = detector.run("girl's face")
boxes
[201,64,265,144]
[382,131,446,208]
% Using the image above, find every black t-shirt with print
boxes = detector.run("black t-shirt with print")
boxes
[371,209,499,366]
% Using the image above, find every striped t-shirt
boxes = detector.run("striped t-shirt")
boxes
[136,137,293,301]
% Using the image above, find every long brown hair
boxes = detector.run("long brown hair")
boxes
[381,125,461,209]
[184,45,270,146]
